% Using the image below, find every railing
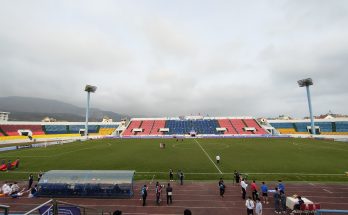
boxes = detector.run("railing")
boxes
[22,199,110,215]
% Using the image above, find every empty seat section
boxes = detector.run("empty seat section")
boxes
[229,119,251,134]
[295,122,311,132]
[45,125,68,134]
[335,121,348,132]
[270,122,294,129]
[138,120,154,135]
[166,119,219,135]
[0,125,45,136]
[243,119,267,134]
[277,128,297,134]
[218,119,237,134]
[69,125,98,134]
[316,122,332,132]
[192,119,219,134]
[166,120,190,135]
[150,120,166,135]
[123,120,142,136]
[99,125,118,135]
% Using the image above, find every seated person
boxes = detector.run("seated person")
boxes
[2,183,12,196]
[28,185,38,198]
[10,182,20,194]
[294,196,305,210]
[10,188,30,198]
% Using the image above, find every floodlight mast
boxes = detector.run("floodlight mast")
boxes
[297,78,315,135]
[85,85,97,138]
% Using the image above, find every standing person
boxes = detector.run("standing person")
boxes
[245,196,255,215]
[218,178,225,198]
[280,190,287,213]
[169,169,174,181]
[184,209,192,215]
[29,184,38,198]
[15,157,20,168]
[255,198,262,215]
[216,155,220,164]
[38,171,43,182]
[28,174,34,189]
[241,178,248,200]
[141,185,148,206]
[179,171,184,185]
[113,210,122,215]
[278,180,285,194]
[155,182,162,205]
[251,180,258,201]
[260,182,269,204]
[234,170,240,185]
[7,160,11,170]
[273,187,281,214]
[166,183,173,204]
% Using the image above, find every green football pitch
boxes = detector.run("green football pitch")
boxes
[1,138,348,181]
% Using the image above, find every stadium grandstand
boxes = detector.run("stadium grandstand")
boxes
[2,116,348,144]
[268,119,348,136]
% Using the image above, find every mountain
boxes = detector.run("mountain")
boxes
[0,96,128,122]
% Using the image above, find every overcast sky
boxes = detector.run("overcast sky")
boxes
[0,0,347,118]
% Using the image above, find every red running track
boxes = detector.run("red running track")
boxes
[0,181,348,214]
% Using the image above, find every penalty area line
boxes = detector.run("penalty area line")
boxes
[194,139,222,174]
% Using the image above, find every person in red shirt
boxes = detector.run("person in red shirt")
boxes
[251,180,258,201]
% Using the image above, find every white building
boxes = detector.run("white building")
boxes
[0,112,10,122]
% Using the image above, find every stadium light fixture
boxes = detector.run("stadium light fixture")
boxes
[297,78,316,135]
[85,85,97,137]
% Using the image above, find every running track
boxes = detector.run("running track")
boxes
[1,181,348,214]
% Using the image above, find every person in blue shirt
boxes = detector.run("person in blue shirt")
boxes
[278,180,285,194]
[260,181,269,204]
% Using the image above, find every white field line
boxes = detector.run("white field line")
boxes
[194,139,222,174]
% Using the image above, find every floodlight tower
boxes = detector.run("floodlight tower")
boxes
[297,78,316,135]
[84,85,97,138]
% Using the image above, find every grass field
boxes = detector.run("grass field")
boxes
[1,137,348,182]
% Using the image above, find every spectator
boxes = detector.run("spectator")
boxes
[10,188,30,198]
[10,182,20,194]
[179,171,184,185]
[293,196,304,210]
[241,178,248,200]
[234,170,240,185]
[280,190,286,213]
[184,209,192,215]
[273,187,281,214]
[38,171,43,182]
[29,184,38,198]
[15,157,20,168]
[166,183,173,204]
[155,182,162,205]
[245,196,255,215]
[218,178,225,198]
[278,180,285,194]
[2,183,11,195]
[255,198,262,215]
[169,169,174,181]
[251,180,258,201]
[141,185,148,206]
[260,182,269,204]
[7,160,11,170]
[113,210,122,215]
